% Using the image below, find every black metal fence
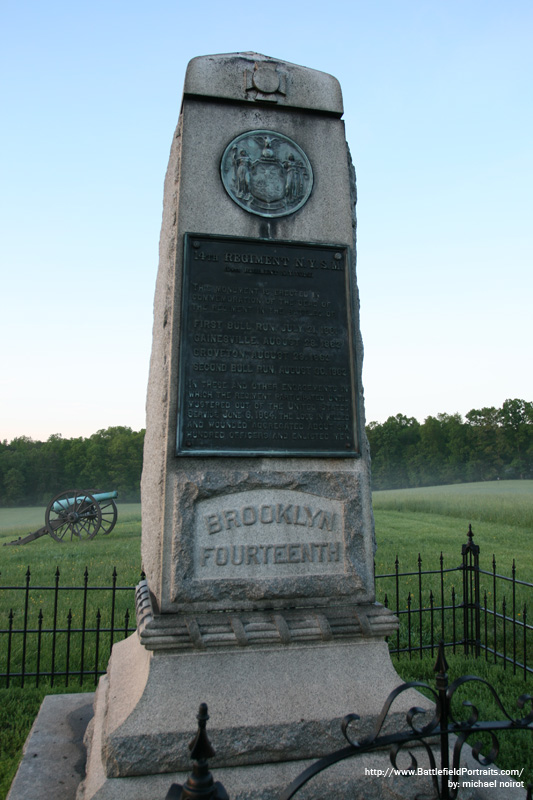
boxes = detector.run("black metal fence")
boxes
[0,567,142,687]
[375,525,532,677]
[0,527,531,688]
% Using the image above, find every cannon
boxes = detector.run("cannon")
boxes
[5,489,119,545]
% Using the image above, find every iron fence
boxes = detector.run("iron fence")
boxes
[376,525,532,677]
[0,526,531,688]
[0,567,142,687]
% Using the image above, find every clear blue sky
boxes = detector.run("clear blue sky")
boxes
[1,0,531,441]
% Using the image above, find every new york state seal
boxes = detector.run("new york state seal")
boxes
[220,130,313,218]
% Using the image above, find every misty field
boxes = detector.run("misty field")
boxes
[372,479,533,527]
[372,480,533,582]
[1,483,532,581]
[1,484,532,797]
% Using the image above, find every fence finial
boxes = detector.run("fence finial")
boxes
[189,702,216,761]
[165,703,229,800]
[433,639,449,678]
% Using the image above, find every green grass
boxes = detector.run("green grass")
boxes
[0,685,84,798]
[392,653,533,789]
[1,483,532,798]
[372,483,533,674]
[373,509,532,601]
[0,502,142,582]
[373,479,533,529]
[0,504,143,702]
[0,502,142,535]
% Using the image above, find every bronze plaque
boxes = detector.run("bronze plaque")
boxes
[177,234,359,456]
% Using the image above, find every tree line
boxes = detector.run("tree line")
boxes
[367,398,533,489]
[0,427,145,506]
[0,399,531,505]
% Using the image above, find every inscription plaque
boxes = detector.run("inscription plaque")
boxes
[177,234,358,456]
[194,490,345,580]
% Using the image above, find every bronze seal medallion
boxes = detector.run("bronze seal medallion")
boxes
[220,130,313,218]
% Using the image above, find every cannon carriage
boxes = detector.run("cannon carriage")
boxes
[5,489,118,545]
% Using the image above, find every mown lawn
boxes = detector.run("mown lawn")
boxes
[1,484,532,797]
[0,502,142,585]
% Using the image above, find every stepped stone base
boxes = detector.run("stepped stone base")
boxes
[79,635,428,799]
[88,633,423,779]
[76,622,435,799]
[8,680,526,800]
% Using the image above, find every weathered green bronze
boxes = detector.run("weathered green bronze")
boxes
[176,233,359,457]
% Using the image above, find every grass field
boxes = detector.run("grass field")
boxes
[0,502,142,583]
[0,502,142,537]
[373,479,533,585]
[373,479,533,528]
[1,483,532,796]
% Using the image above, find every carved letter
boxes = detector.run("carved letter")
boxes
[328,542,341,562]
[260,505,274,524]
[294,505,308,526]
[311,543,323,562]
[301,543,313,562]
[205,513,222,534]
[241,506,257,526]
[318,511,336,531]
[276,504,293,524]
[288,544,301,563]
[274,545,288,563]
[259,544,274,563]
[246,545,260,565]
[223,509,241,529]
[304,507,323,527]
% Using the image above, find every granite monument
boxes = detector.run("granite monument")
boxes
[79,51,406,800]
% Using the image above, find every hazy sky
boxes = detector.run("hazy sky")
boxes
[1,0,531,441]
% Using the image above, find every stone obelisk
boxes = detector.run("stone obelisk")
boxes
[79,52,404,800]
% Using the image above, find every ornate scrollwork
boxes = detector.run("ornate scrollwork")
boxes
[278,641,533,800]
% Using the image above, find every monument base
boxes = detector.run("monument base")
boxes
[79,633,432,800]
[8,690,524,800]
[80,730,434,800]
[77,616,436,798]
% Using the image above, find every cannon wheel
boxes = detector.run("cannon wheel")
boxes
[46,489,102,542]
[90,490,118,535]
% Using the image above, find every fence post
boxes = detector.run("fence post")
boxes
[461,524,481,656]
[435,642,451,799]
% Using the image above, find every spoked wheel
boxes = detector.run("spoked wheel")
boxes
[46,489,102,542]
[90,491,118,535]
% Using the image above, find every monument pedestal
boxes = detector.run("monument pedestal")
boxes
[87,607,404,776]
[79,615,435,799]
[79,51,414,799]
[9,690,522,800]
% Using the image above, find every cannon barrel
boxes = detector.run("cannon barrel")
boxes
[52,490,118,512]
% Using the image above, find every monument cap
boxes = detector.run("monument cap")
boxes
[184,51,344,116]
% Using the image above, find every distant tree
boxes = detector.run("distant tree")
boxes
[3,467,26,505]
[0,427,145,506]
[367,399,532,490]
[1,399,531,503]
[498,398,533,478]
[367,414,420,489]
